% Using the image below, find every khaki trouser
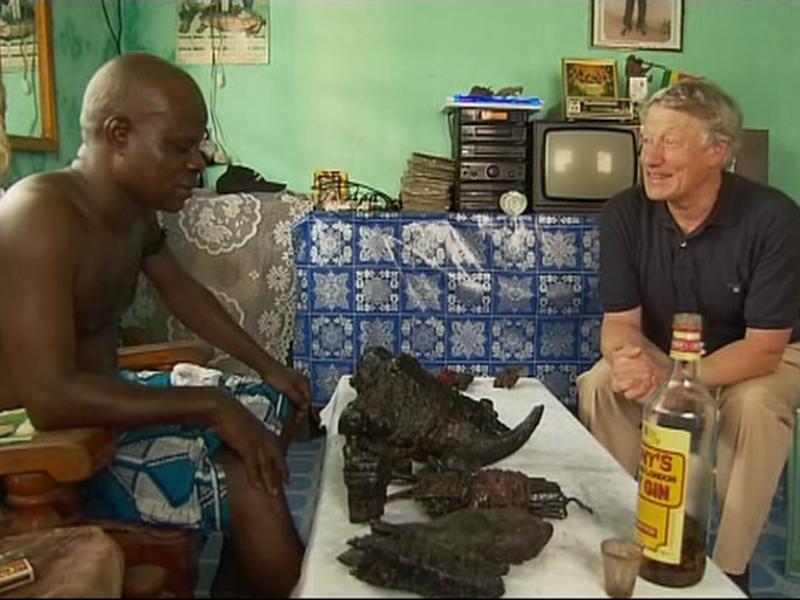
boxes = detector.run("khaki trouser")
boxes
[577,342,800,575]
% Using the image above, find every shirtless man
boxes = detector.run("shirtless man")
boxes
[0,52,309,596]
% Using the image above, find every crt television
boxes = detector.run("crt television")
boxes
[531,120,641,214]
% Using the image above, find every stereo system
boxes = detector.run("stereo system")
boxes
[451,107,533,212]
[460,124,528,144]
[460,161,526,181]
[460,144,527,160]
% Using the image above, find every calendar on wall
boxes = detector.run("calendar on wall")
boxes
[177,0,270,65]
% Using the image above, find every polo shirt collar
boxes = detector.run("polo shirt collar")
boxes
[650,172,739,230]
[706,172,738,227]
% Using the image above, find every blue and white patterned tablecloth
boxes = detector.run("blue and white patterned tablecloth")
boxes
[291,211,602,411]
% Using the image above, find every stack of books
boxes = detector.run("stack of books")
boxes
[399,152,456,212]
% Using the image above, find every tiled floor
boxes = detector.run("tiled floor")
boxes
[708,469,800,598]
[749,472,800,598]
[285,435,327,545]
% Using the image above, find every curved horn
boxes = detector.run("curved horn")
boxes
[445,404,544,470]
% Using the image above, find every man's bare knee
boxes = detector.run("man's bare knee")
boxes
[219,450,303,596]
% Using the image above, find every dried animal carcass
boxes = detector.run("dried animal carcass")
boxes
[438,368,474,391]
[388,468,593,520]
[340,347,544,522]
[493,366,524,389]
[338,507,553,598]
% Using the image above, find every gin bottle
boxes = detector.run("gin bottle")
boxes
[636,313,718,587]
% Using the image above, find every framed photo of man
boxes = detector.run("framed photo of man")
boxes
[591,0,684,51]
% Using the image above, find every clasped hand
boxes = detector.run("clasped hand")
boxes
[609,344,669,403]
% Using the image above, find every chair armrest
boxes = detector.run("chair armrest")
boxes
[0,428,116,482]
[118,340,214,371]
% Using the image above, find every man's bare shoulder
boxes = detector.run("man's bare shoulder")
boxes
[0,170,87,243]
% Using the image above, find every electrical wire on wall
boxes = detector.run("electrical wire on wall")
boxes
[101,0,123,55]
[14,8,39,137]
[207,20,233,164]
[22,41,38,137]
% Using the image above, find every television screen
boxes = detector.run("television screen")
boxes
[532,120,640,213]
[544,130,637,199]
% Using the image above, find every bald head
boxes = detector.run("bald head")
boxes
[80,52,206,141]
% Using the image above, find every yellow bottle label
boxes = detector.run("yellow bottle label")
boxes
[635,421,691,564]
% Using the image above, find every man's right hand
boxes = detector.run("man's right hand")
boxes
[213,395,288,495]
[609,344,669,403]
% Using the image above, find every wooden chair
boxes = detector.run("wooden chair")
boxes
[0,526,127,597]
[0,340,214,598]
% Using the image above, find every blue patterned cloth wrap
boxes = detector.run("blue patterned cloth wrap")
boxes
[83,369,290,534]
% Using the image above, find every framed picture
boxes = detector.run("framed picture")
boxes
[591,0,684,51]
[562,58,619,99]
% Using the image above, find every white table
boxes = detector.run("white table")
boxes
[293,376,744,598]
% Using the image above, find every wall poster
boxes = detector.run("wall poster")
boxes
[177,0,270,65]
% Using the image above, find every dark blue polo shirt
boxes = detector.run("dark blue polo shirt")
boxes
[600,172,800,354]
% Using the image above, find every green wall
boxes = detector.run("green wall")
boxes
[13,0,800,202]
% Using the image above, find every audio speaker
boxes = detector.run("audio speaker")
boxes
[729,128,768,185]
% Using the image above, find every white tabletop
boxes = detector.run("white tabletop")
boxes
[292,376,744,598]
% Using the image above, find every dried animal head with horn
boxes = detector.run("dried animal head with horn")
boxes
[339,347,544,522]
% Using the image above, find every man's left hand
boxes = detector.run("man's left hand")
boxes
[262,364,312,424]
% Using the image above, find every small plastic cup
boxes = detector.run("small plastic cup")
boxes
[601,537,643,598]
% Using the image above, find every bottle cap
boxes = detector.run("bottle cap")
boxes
[670,313,703,360]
